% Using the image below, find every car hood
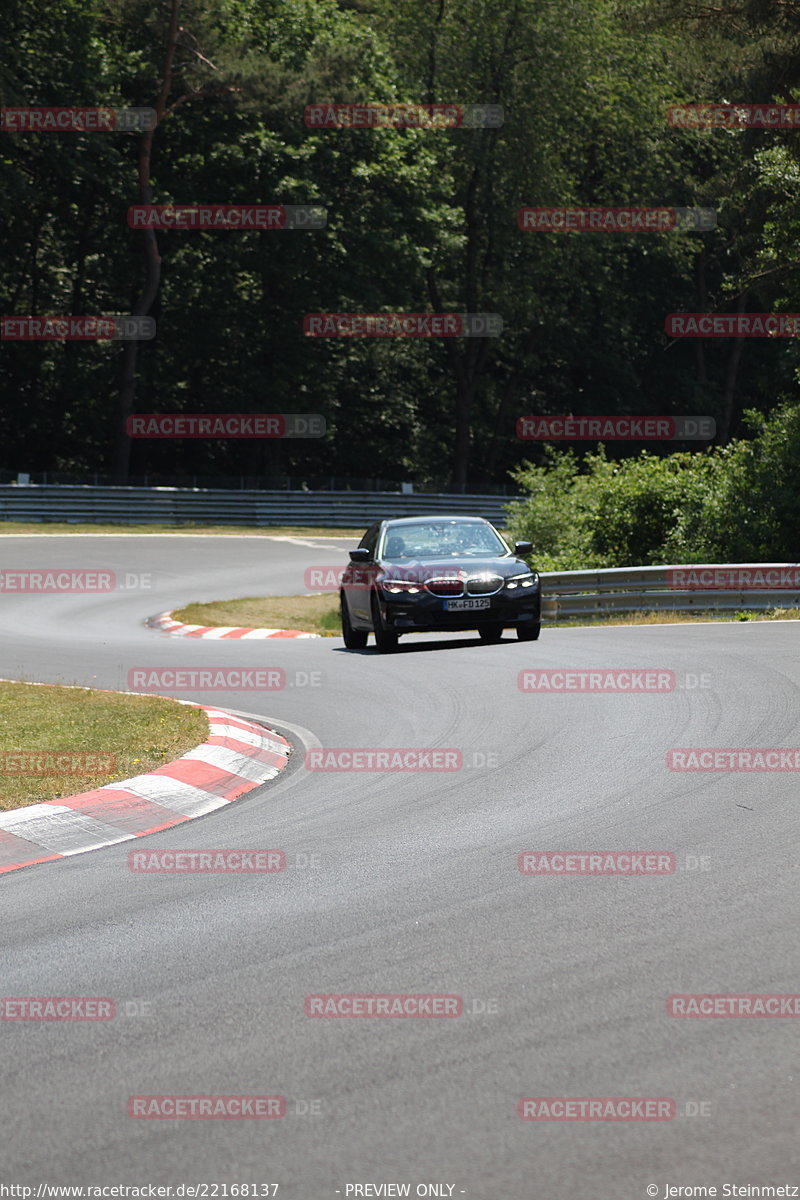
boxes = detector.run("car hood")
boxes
[380,556,533,580]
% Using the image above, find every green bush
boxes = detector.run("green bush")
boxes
[505,447,600,570]
[506,401,800,569]
[698,404,800,562]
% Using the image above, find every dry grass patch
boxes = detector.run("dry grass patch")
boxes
[173,597,800,637]
[174,593,340,634]
[0,682,208,810]
[543,607,800,628]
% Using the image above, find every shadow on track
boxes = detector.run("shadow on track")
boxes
[330,634,527,656]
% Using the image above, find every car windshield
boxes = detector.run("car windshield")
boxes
[382,522,507,559]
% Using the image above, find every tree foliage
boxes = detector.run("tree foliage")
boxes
[508,401,800,566]
[1,0,798,507]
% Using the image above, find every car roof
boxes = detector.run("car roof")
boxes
[380,515,492,528]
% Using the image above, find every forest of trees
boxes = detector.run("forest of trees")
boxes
[2,0,800,505]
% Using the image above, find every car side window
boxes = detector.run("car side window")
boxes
[359,523,380,558]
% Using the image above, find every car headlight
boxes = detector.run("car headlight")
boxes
[381,578,423,595]
[505,572,538,590]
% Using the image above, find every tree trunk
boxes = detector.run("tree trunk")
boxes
[57,210,93,437]
[427,265,489,493]
[113,0,182,480]
[694,249,707,386]
[717,291,748,443]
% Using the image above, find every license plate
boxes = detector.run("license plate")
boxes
[445,597,491,611]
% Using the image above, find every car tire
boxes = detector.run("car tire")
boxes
[478,624,504,643]
[371,592,398,653]
[517,620,541,641]
[341,593,368,649]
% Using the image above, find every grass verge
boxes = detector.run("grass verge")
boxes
[0,682,209,810]
[543,607,800,627]
[174,594,340,635]
[0,522,363,537]
[174,594,800,636]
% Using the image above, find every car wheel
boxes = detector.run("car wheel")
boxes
[478,624,504,643]
[371,592,398,653]
[341,593,368,649]
[517,620,541,641]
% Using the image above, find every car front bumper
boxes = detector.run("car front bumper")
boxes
[379,588,541,632]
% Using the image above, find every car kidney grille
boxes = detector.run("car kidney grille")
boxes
[466,574,503,596]
[425,577,465,597]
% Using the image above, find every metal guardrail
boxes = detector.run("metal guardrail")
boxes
[1,470,520,493]
[2,489,795,617]
[540,564,800,616]
[0,485,518,527]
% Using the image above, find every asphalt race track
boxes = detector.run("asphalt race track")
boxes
[1,534,798,1198]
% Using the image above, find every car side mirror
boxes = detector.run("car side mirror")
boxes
[514,541,533,557]
[349,547,371,563]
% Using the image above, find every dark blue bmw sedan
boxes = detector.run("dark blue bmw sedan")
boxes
[339,515,540,652]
